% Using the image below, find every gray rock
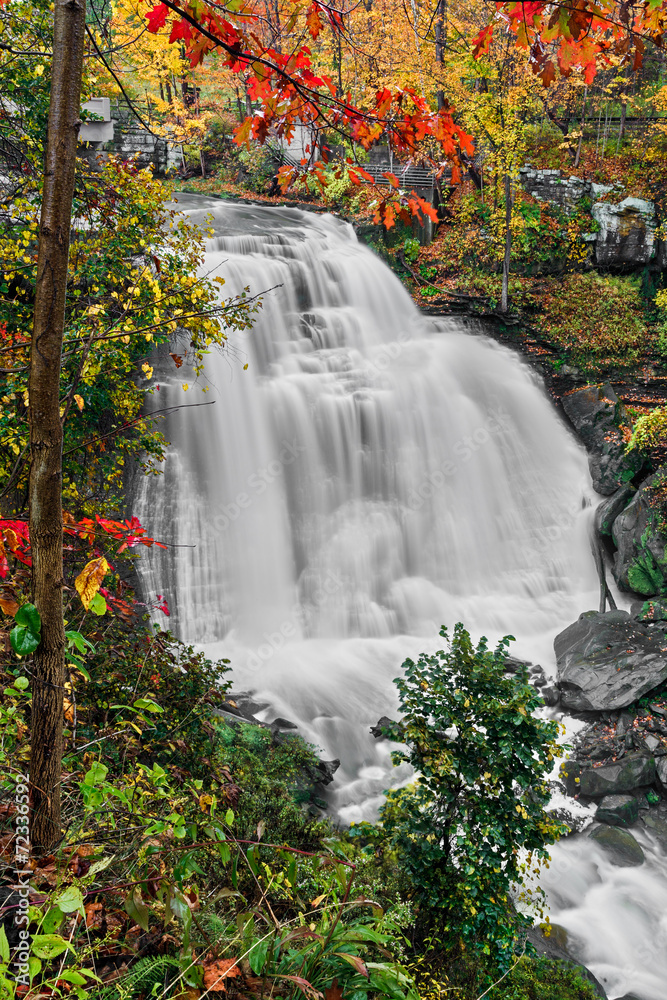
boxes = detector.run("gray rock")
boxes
[595,794,639,826]
[642,812,667,848]
[656,756,667,790]
[595,485,635,537]
[561,384,642,495]
[613,467,667,596]
[560,759,588,796]
[579,753,655,798]
[589,824,645,866]
[555,610,667,711]
[519,167,591,214]
[314,758,340,785]
[540,684,560,707]
[592,196,656,267]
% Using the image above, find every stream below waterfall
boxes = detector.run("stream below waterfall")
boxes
[136,195,667,1000]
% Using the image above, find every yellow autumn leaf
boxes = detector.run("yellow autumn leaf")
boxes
[141,363,153,380]
[75,556,109,610]
[74,394,84,411]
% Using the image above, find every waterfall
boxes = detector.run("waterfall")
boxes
[135,195,666,1000]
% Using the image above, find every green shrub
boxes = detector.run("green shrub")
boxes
[628,405,667,451]
[540,272,650,374]
[353,624,564,971]
[488,956,601,1000]
[213,720,333,848]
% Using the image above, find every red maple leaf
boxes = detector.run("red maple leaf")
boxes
[145,3,169,31]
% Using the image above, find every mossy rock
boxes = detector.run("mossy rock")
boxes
[486,955,605,999]
[589,824,645,866]
[561,384,643,495]
[613,467,667,597]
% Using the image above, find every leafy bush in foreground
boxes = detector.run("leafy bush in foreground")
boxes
[353,624,564,975]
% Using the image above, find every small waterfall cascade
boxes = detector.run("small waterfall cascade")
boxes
[135,195,666,1000]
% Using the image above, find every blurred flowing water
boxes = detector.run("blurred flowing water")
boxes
[135,195,667,999]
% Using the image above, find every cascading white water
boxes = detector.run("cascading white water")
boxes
[135,195,666,999]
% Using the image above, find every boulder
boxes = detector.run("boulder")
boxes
[560,759,587,796]
[612,467,667,596]
[555,610,667,711]
[595,485,635,537]
[592,196,656,267]
[656,756,667,790]
[579,753,656,798]
[595,794,639,827]
[561,385,642,495]
[642,812,667,848]
[589,825,645,866]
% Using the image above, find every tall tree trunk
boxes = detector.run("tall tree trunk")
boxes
[29,0,86,853]
[574,85,587,168]
[434,0,447,109]
[500,173,512,314]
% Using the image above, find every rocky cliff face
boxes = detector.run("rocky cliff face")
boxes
[520,167,660,270]
[592,197,656,267]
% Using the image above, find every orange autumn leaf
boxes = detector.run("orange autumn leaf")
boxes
[203,958,241,991]
[75,556,109,610]
[0,595,18,616]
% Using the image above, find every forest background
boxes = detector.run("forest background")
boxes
[1,1,667,999]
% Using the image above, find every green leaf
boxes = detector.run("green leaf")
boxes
[58,970,88,986]
[124,888,150,932]
[65,630,95,653]
[31,934,74,959]
[0,924,9,963]
[83,761,108,786]
[10,625,40,656]
[88,592,107,616]
[248,936,270,975]
[15,603,41,633]
[55,885,85,915]
[225,807,235,826]
[133,698,164,714]
[41,905,65,934]
[334,953,370,978]
[14,676,29,691]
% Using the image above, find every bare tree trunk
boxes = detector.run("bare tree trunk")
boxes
[500,173,512,314]
[616,95,627,154]
[574,84,587,168]
[435,0,447,109]
[29,0,86,853]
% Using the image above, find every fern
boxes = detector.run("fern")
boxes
[98,956,181,999]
